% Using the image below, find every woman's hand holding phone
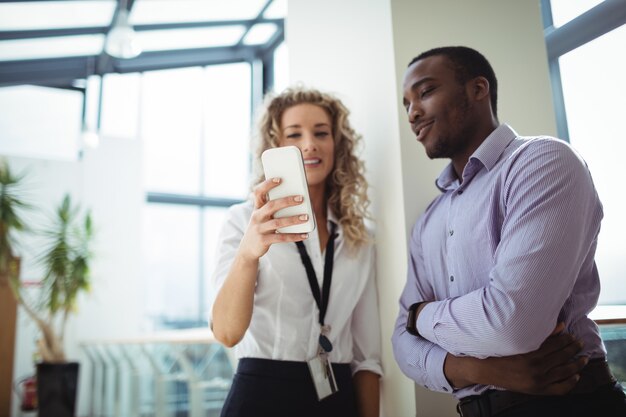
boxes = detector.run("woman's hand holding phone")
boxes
[238,177,310,262]
[214,177,307,347]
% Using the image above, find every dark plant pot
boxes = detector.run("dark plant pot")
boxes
[36,362,79,417]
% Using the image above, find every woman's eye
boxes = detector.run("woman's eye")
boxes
[315,131,330,138]
[286,133,301,139]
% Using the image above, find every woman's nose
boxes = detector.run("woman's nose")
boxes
[301,133,317,151]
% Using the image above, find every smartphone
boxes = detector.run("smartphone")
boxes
[261,146,316,234]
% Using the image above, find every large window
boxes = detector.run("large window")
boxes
[543,0,626,305]
[96,58,273,329]
[140,63,252,329]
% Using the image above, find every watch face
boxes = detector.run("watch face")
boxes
[406,302,420,336]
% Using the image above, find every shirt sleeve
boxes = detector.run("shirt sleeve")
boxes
[350,244,384,377]
[416,139,603,357]
[392,228,455,393]
[207,202,249,326]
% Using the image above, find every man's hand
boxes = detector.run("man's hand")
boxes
[445,323,587,395]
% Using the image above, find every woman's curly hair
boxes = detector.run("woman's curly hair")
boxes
[251,87,371,250]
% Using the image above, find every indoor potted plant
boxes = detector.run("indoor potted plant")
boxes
[0,159,94,417]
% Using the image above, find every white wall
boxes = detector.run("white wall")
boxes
[289,0,557,416]
[7,134,144,417]
[288,0,414,415]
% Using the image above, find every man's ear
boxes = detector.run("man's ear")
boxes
[469,76,490,102]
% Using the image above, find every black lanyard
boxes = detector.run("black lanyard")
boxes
[295,221,338,329]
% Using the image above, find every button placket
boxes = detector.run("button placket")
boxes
[447,192,458,290]
[307,231,325,285]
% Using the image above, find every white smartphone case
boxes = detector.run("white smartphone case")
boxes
[261,146,316,234]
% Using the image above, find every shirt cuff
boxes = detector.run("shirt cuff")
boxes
[421,344,454,393]
[350,359,383,377]
[416,301,439,344]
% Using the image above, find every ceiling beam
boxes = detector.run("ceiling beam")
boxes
[235,0,275,47]
[0,45,264,87]
[0,19,284,41]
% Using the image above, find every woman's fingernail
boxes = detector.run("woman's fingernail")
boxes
[299,214,308,220]
[301,233,309,239]
[294,196,303,202]
[272,177,281,183]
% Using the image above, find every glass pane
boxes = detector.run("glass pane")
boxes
[84,76,102,135]
[242,23,277,45]
[273,41,289,94]
[0,35,105,61]
[203,63,251,199]
[0,1,116,30]
[203,206,228,320]
[131,0,268,25]
[549,0,603,28]
[142,67,203,195]
[559,25,626,304]
[599,325,626,387]
[0,85,81,160]
[142,204,200,327]
[264,0,287,19]
[100,73,141,140]
[136,26,246,52]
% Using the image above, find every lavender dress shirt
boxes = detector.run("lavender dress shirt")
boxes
[392,124,606,399]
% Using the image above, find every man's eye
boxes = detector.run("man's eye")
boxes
[421,87,434,98]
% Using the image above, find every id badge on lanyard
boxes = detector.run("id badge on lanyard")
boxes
[296,222,339,401]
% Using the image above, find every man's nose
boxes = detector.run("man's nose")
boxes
[408,102,421,124]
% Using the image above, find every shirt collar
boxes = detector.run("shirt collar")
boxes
[435,164,459,192]
[435,124,518,192]
[327,207,341,240]
[471,123,518,172]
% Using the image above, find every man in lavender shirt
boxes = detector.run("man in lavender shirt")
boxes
[391,46,626,417]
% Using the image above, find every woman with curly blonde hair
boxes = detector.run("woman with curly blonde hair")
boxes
[251,88,371,250]
[210,87,382,417]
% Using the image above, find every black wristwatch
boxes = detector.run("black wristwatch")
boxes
[406,302,425,336]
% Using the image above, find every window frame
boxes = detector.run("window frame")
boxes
[541,0,626,141]
[542,0,626,316]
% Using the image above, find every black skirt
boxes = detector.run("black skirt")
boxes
[220,358,358,417]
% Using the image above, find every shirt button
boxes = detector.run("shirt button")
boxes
[450,276,454,282]
[449,230,454,236]
[442,387,449,392]
[458,190,464,195]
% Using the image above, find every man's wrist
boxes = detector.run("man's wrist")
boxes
[406,301,429,336]
[416,301,430,317]
[443,353,477,389]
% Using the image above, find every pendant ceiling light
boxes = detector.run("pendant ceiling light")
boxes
[104,0,141,59]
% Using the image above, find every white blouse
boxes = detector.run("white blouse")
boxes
[209,200,383,376]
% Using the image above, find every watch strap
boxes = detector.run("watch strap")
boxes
[406,301,426,336]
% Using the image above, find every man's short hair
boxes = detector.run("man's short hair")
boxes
[408,46,498,118]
